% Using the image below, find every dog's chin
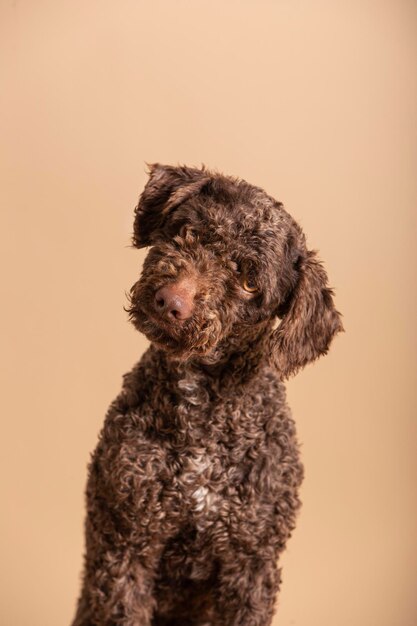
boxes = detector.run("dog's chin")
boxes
[130,308,220,362]
[132,312,181,349]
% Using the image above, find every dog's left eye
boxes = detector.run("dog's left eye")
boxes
[241,272,259,294]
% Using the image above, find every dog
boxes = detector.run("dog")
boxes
[71,163,343,626]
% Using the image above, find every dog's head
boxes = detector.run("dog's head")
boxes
[127,163,343,378]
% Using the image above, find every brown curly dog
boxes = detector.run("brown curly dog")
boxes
[71,164,343,626]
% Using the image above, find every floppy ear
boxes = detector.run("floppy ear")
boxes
[269,235,344,379]
[133,163,210,248]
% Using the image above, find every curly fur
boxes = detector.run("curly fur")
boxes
[71,164,343,626]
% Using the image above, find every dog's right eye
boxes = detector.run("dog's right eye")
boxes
[179,224,189,238]
[178,223,198,240]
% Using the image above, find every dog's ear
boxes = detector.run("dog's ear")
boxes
[269,228,344,379]
[133,163,210,248]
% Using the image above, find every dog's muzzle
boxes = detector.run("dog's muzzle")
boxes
[153,277,196,323]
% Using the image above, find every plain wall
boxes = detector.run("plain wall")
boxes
[1,1,416,624]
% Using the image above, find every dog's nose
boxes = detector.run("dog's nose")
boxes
[154,279,196,322]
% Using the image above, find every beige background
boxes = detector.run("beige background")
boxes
[1,1,416,624]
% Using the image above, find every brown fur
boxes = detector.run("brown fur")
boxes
[71,164,343,625]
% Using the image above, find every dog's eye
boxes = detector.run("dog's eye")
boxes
[241,271,259,294]
[179,224,188,238]
[178,223,195,239]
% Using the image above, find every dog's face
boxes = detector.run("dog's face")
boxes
[127,164,343,378]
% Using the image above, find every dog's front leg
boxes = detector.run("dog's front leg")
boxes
[214,553,281,626]
[71,424,176,626]
[71,552,155,626]
[71,512,163,626]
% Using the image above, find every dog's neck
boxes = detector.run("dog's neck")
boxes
[152,318,276,390]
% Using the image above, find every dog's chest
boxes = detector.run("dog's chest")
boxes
[171,375,224,522]
[149,369,285,528]
[173,426,219,522]
[177,452,217,515]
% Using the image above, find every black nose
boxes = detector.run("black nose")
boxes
[154,280,195,322]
